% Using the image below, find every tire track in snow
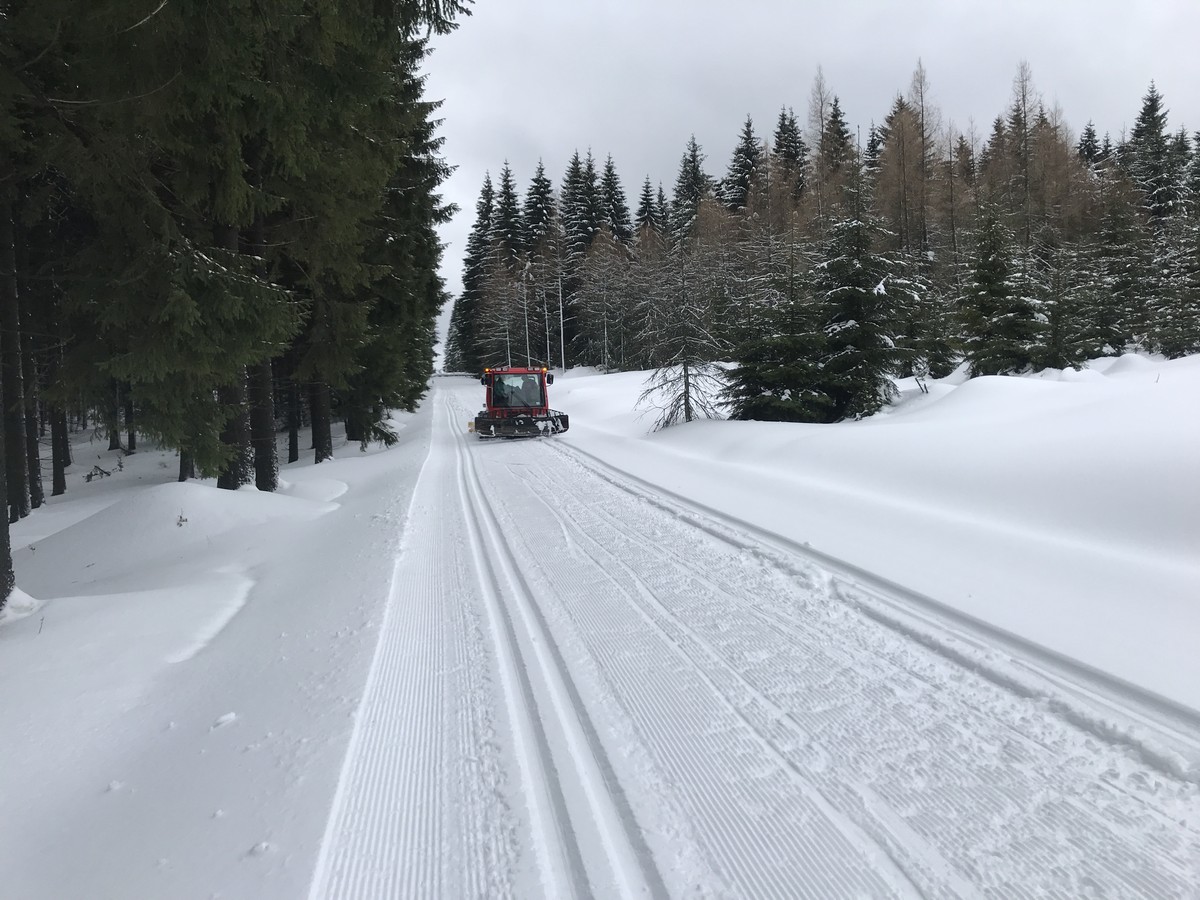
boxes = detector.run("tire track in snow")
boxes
[308,394,516,900]
[449,399,664,900]
[499,456,932,899]
[556,439,1200,780]
[477,434,1200,897]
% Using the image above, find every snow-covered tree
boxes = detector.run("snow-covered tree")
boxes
[811,206,913,419]
[522,161,563,368]
[599,154,633,245]
[1121,82,1178,225]
[635,176,665,233]
[560,150,600,267]
[960,205,1042,374]
[669,135,712,241]
[490,162,523,267]
[721,115,761,211]
[445,173,494,373]
[772,106,808,199]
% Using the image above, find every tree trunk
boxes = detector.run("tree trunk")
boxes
[0,185,15,608]
[50,405,68,496]
[0,389,10,610]
[344,405,363,444]
[287,379,300,464]
[309,380,333,464]
[178,450,195,482]
[245,209,277,491]
[106,381,121,452]
[216,370,253,489]
[248,358,277,491]
[124,388,136,453]
[21,312,43,511]
[0,187,29,523]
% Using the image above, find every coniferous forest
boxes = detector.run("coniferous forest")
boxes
[0,0,470,609]
[445,63,1200,429]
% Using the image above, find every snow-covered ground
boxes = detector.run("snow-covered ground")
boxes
[2,354,1198,898]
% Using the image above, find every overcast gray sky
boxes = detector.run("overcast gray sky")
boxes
[424,0,1200,303]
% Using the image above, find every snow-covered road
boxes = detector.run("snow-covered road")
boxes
[5,365,1198,899]
[310,380,1200,899]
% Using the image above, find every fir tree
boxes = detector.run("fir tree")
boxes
[491,162,523,268]
[521,160,562,367]
[560,150,600,266]
[599,155,633,244]
[1088,167,1152,353]
[522,160,556,251]
[771,106,808,198]
[724,238,828,422]
[1123,82,1176,224]
[445,173,494,372]
[960,205,1041,374]
[670,135,712,240]
[813,96,856,224]
[1078,121,1101,166]
[342,33,453,443]
[811,201,911,419]
[635,177,659,232]
[655,185,670,232]
[721,115,761,211]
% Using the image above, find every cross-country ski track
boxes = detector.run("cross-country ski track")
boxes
[309,378,1200,899]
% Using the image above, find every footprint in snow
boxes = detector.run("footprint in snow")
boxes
[211,712,239,730]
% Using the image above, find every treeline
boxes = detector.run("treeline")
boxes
[445,62,1200,426]
[0,0,470,609]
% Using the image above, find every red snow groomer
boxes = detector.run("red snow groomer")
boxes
[472,365,569,438]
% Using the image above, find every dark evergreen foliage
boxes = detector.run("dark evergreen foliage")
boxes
[812,209,912,420]
[961,207,1042,374]
[445,174,494,373]
[491,162,524,267]
[670,136,712,240]
[560,150,601,266]
[635,177,660,232]
[771,107,808,182]
[1122,83,1176,223]
[600,156,634,245]
[0,0,466,602]
[522,161,556,250]
[721,116,761,211]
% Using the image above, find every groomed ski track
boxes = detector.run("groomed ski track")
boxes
[309,378,1200,899]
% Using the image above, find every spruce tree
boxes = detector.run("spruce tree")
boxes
[445,173,494,373]
[1123,82,1176,224]
[1088,166,1152,353]
[599,155,633,245]
[811,201,910,419]
[655,185,670,233]
[724,235,828,423]
[521,162,561,368]
[560,150,600,267]
[342,32,453,442]
[635,177,659,232]
[1078,122,1101,166]
[961,205,1041,374]
[670,135,712,241]
[771,106,808,198]
[522,161,556,251]
[813,96,856,225]
[721,115,761,211]
[491,162,524,266]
